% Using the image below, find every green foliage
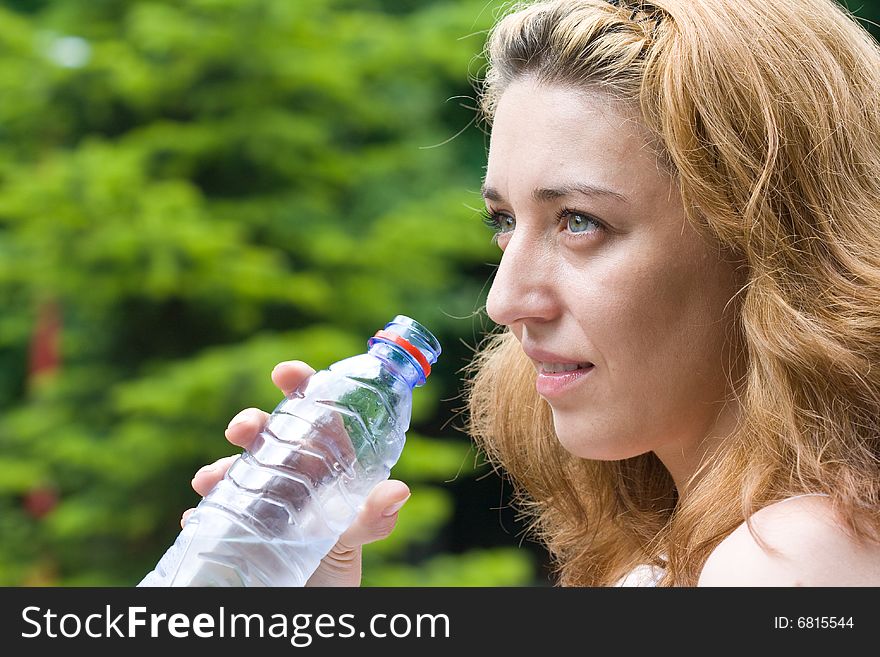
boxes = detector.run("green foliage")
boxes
[363,548,536,587]
[0,0,533,586]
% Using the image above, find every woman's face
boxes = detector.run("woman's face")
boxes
[483,78,745,486]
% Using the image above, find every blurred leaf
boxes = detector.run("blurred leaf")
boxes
[363,548,536,587]
[392,432,477,482]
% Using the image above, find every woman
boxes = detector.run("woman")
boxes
[188,0,880,586]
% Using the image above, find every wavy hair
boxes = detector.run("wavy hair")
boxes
[464,0,880,586]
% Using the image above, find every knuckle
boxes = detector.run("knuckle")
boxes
[369,516,398,541]
[327,541,359,562]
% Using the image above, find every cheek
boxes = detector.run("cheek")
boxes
[554,289,738,460]
[568,246,740,436]
[570,254,681,368]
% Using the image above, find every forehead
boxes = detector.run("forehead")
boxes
[485,79,663,194]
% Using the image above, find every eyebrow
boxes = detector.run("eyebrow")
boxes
[480,182,629,205]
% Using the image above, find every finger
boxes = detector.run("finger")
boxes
[335,479,411,551]
[223,407,269,449]
[180,508,195,528]
[191,455,239,496]
[271,360,317,397]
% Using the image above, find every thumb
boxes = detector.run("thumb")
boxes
[304,480,410,587]
[336,479,411,551]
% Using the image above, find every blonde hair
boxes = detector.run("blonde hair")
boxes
[465,0,880,586]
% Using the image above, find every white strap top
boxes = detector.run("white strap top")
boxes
[614,562,665,587]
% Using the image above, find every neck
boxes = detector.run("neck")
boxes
[654,397,743,494]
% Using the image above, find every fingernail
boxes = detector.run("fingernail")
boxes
[226,410,253,430]
[195,463,217,477]
[381,494,411,517]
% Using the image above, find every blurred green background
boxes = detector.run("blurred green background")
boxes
[1,0,878,587]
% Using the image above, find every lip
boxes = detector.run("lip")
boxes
[522,345,595,399]
[522,345,594,367]
[535,364,595,399]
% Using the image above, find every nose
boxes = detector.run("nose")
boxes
[485,231,560,327]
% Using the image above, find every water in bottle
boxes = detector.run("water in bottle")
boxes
[138,315,440,587]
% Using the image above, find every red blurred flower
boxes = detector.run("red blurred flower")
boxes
[28,299,62,380]
[23,486,59,519]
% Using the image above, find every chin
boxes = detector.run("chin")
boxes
[550,412,646,461]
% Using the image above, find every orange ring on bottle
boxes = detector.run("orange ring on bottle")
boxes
[372,329,431,378]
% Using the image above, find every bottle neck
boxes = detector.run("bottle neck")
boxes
[368,342,424,389]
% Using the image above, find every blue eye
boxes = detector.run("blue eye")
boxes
[565,211,601,233]
[481,210,515,234]
[559,210,605,234]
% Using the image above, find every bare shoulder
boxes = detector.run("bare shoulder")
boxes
[698,495,880,586]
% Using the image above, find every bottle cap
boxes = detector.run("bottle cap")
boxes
[371,329,432,378]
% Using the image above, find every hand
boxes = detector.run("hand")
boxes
[183,360,411,587]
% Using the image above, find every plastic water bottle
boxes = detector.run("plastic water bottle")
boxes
[138,315,440,587]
